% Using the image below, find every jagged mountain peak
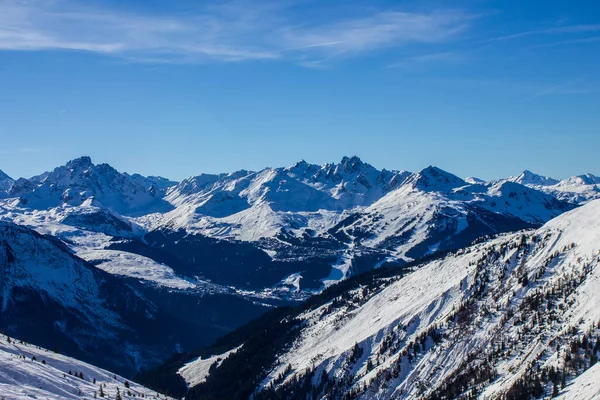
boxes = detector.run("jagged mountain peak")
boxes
[15,157,174,215]
[41,156,119,185]
[339,155,365,173]
[291,159,309,168]
[0,169,12,182]
[285,156,372,178]
[408,165,467,191]
[285,156,398,189]
[7,177,35,197]
[0,169,14,195]
[511,169,559,186]
[65,155,94,170]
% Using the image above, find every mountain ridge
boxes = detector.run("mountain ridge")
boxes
[0,156,583,295]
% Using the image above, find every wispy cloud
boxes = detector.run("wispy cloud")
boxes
[278,10,475,58]
[387,51,464,68]
[489,24,600,42]
[429,76,600,99]
[0,0,477,64]
[521,78,584,101]
[530,35,600,49]
[520,77,600,101]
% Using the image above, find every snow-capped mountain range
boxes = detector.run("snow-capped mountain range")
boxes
[10,156,174,215]
[0,156,596,296]
[508,170,600,204]
[163,199,600,400]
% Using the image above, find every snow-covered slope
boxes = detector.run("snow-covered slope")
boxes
[464,176,485,185]
[329,166,574,262]
[0,334,174,400]
[558,361,600,400]
[180,199,600,400]
[178,346,242,389]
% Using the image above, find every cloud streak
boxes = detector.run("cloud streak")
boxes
[489,24,600,42]
[386,51,464,68]
[0,0,477,64]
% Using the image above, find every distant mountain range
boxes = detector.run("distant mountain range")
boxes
[0,156,598,385]
[0,156,596,294]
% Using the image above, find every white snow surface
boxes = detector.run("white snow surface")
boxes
[557,361,600,400]
[78,248,195,289]
[0,335,174,400]
[177,346,242,388]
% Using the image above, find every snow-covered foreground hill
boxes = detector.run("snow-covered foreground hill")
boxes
[163,199,600,400]
[0,335,174,400]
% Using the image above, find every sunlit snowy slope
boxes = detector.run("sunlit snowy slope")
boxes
[174,199,600,400]
[0,335,174,400]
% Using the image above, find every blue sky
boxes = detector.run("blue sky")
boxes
[0,0,599,181]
